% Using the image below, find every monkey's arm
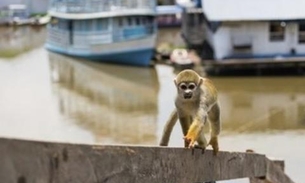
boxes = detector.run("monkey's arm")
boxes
[184,106,207,148]
[159,110,178,146]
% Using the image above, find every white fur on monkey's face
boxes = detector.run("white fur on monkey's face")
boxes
[177,82,198,100]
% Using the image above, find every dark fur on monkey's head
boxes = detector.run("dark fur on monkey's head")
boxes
[175,69,201,85]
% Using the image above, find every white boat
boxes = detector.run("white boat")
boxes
[0,4,31,25]
[46,0,157,67]
[170,48,193,66]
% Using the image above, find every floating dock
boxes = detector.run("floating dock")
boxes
[204,57,305,75]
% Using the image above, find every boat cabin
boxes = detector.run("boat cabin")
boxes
[200,0,305,60]
[49,16,155,47]
[156,5,182,27]
[0,4,28,25]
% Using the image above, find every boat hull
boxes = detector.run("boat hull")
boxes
[46,44,154,67]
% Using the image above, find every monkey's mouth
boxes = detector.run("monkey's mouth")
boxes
[184,94,192,99]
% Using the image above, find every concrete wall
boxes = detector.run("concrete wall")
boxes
[210,21,305,60]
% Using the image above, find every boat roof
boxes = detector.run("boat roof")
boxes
[49,9,155,19]
[6,4,27,10]
[157,5,182,15]
[203,0,305,21]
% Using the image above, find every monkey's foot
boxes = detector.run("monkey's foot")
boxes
[208,137,219,155]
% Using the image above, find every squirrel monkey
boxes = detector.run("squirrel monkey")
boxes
[159,69,221,155]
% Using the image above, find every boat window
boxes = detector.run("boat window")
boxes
[118,17,123,27]
[85,20,93,31]
[269,22,285,42]
[127,17,133,26]
[97,19,109,31]
[74,21,81,31]
[75,20,92,31]
[298,23,305,43]
[142,17,147,25]
[78,20,86,31]
[136,17,141,25]
[147,16,153,24]
[147,16,155,33]
[52,19,68,30]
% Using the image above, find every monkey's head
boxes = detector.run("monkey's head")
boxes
[174,69,202,100]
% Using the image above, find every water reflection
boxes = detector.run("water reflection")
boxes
[0,26,46,58]
[48,52,159,144]
[214,77,305,133]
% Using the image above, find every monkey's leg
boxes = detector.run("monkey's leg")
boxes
[159,110,178,146]
[208,103,221,155]
[196,131,208,153]
[179,116,191,148]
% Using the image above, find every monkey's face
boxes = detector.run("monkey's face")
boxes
[178,82,197,100]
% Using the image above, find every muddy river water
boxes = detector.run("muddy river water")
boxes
[0,26,304,182]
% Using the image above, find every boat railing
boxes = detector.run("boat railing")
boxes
[73,31,113,48]
[74,27,153,45]
[49,0,156,14]
[48,26,155,48]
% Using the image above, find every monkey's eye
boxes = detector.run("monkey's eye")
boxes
[188,83,196,90]
[180,84,187,90]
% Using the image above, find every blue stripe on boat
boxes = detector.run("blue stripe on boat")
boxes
[45,44,154,66]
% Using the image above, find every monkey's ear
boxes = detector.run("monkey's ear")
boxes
[198,78,203,85]
[174,79,178,86]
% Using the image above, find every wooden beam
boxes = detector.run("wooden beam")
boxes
[250,158,295,183]
[250,159,284,183]
[265,158,295,183]
[0,137,267,183]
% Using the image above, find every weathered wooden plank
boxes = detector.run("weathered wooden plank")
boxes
[0,137,267,183]
[250,159,284,183]
[265,159,295,183]
[250,159,295,183]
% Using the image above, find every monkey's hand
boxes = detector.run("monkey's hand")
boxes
[183,134,196,148]
[208,136,219,155]
[184,121,202,148]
